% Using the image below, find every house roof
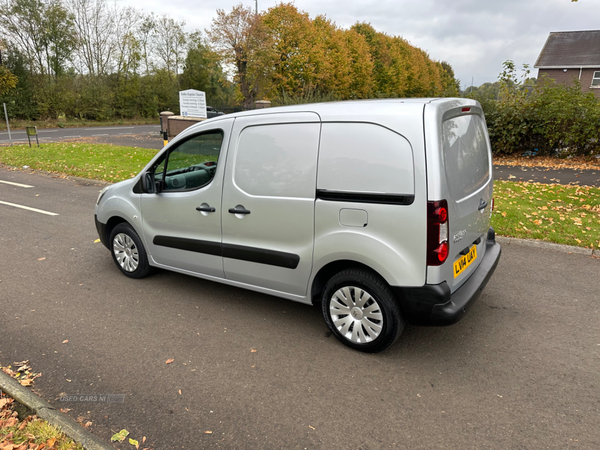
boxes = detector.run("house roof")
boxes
[535,30,600,68]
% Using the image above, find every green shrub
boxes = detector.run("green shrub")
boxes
[472,61,600,156]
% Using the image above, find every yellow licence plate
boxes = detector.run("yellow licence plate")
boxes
[453,245,477,278]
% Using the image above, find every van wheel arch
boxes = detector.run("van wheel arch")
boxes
[311,260,391,305]
[104,216,129,245]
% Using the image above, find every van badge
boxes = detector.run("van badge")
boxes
[453,230,467,243]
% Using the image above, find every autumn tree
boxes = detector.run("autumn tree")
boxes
[0,65,18,96]
[207,3,271,108]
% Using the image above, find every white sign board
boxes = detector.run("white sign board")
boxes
[179,89,207,118]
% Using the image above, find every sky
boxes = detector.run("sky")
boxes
[117,0,600,89]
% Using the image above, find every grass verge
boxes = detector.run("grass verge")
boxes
[0,142,158,182]
[0,400,84,450]
[1,362,84,450]
[491,180,600,249]
[1,143,599,249]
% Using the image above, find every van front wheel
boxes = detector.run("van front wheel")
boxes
[322,269,404,353]
[109,223,151,279]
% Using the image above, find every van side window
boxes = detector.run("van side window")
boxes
[234,123,320,198]
[317,123,415,195]
[155,131,223,191]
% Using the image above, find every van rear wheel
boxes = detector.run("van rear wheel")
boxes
[322,269,404,353]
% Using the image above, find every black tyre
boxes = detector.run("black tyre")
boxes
[109,223,152,279]
[322,269,404,353]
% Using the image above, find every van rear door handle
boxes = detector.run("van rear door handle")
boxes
[478,199,488,210]
[228,206,251,215]
[196,206,216,213]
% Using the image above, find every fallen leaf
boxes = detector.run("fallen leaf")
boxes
[37,258,45,261]
[250,349,257,353]
[165,359,174,364]
[142,436,146,443]
[111,429,129,442]
[94,239,101,243]
[84,421,92,428]
[62,340,69,344]
[178,390,182,395]
[204,431,212,434]
[46,437,56,448]
[129,438,139,448]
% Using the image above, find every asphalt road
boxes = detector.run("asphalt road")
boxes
[1,167,599,449]
[494,164,600,187]
[0,124,161,146]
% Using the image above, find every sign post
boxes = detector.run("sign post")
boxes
[25,126,39,147]
[3,103,12,146]
[179,90,207,119]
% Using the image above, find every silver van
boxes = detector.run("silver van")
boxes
[95,98,501,352]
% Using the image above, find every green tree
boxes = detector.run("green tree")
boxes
[180,32,233,107]
[0,0,77,77]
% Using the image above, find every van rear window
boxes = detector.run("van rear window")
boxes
[442,114,490,200]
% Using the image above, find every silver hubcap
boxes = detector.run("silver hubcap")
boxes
[329,286,383,344]
[113,233,139,272]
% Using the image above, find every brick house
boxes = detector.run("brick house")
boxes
[534,30,600,98]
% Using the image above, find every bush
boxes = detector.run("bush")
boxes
[473,61,600,156]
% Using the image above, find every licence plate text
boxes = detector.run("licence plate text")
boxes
[454,245,477,278]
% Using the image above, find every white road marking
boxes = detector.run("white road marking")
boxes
[84,127,135,131]
[37,130,58,133]
[92,134,109,136]
[63,135,82,138]
[0,200,59,216]
[0,180,34,188]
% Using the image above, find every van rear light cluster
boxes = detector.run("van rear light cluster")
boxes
[427,200,449,266]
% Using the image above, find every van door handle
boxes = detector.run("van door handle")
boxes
[478,199,488,210]
[228,206,251,215]
[196,205,216,213]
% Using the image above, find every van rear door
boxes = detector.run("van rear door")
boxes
[425,102,493,292]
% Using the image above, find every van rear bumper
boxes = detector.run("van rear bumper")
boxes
[395,229,501,326]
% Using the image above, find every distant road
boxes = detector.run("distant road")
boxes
[0,124,160,146]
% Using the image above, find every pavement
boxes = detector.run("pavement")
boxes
[0,166,599,449]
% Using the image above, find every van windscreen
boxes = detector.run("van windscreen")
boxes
[442,114,490,200]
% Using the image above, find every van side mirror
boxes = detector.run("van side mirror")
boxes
[140,172,163,194]
[140,172,152,193]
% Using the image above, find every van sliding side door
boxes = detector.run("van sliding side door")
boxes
[221,113,321,297]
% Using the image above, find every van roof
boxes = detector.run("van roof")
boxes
[205,98,477,123]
